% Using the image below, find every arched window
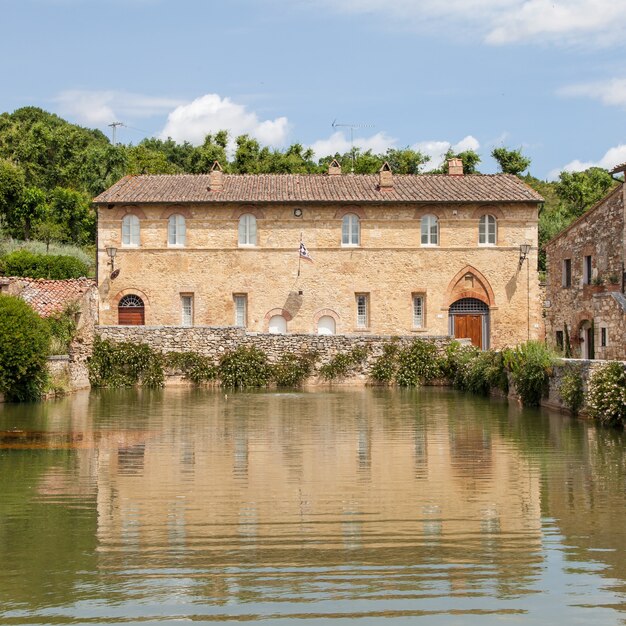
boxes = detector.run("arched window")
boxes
[121,214,140,246]
[479,214,497,245]
[342,213,360,246]
[118,294,145,325]
[317,315,336,335]
[238,214,257,246]
[421,214,438,245]
[168,214,186,246]
[268,314,287,334]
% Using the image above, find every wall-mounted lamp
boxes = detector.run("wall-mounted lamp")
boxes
[106,246,117,271]
[519,243,531,268]
[293,208,303,218]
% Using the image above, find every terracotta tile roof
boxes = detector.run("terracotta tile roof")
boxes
[610,161,626,174]
[94,173,543,205]
[8,277,95,317]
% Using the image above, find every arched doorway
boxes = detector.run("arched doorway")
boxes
[449,298,489,349]
[317,315,336,335]
[118,294,145,325]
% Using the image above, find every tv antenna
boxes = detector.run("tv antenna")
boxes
[331,120,375,173]
[108,121,124,145]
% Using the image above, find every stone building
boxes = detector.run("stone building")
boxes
[544,166,626,359]
[94,160,543,350]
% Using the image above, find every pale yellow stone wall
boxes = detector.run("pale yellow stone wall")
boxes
[97,202,541,349]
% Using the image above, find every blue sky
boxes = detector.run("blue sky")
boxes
[2,0,626,178]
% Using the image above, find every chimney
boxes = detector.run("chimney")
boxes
[328,158,342,176]
[209,161,224,191]
[378,161,393,190]
[447,158,463,176]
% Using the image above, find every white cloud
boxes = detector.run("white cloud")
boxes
[55,90,184,125]
[412,135,481,170]
[549,144,626,179]
[559,78,626,108]
[160,94,289,147]
[298,0,626,46]
[310,131,397,159]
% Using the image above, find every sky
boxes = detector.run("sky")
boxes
[2,0,626,179]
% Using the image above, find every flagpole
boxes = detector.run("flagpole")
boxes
[297,232,302,277]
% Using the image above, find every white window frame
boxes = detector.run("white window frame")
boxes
[121,214,140,247]
[478,214,497,246]
[342,213,360,246]
[238,214,257,246]
[421,214,439,246]
[234,294,247,328]
[356,293,369,329]
[181,294,193,327]
[412,295,424,329]
[168,214,186,247]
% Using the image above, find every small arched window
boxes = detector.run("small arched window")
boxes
[342,213,360,246]
[479,214,497,245]
[268,314,287,334]
[238,214,257,246]
[168,214,186,246]
[118,294,145,325]
[317,315,336,335]
[421,214,438,245]
[121,214,140,246]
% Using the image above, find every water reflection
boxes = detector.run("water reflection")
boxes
[0,387,625,624]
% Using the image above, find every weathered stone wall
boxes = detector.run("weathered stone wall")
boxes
[545,184,625,358]
[97,201,542,349]
[593,292,626,361]
[96,325,459,383]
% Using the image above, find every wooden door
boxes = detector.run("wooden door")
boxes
[454,315,482,349]
[118,307,145,325]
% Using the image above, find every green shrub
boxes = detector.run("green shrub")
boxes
[0,237,94,270]
[219,346,271,388]
[396,339,443,387]
[559,364,584,415]
[586,362,626,427]
[88,337,164,388]
[0,294,50,401]
[319,346,369,381]
[370,343,400,383]
[442,341,479,389]
[272,351,318,387]
[503,341,555,406]
[44,303,79,355]
[166,351,217,384]
[0,249,90,279]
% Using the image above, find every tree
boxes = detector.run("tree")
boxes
[49,187,95,244]
[491,147,531,176]
[0,159,25,231]
[7,186,48,240]
[555,167,617,218]
[0,294,50,401]
[384,148,430,174]
[441,149,481,174]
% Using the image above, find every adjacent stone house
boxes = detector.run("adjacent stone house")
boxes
[93,160,543,350]
[545,166,626,359]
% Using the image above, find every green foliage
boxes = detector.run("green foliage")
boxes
[0,294,50,401]
[586,362,626,427]
[370,343,400,383]
[0,249,90,279]
[396,339,443,387]
[219,346,271,388]
[45,303,79,355]
[491,146,531,176]
[319,346,369,381]
[165,351,217,384]
[272,352,318,387]
[559,364,584,415]
[87,337,164,388]
[439,149,481,174]
[555,167,617,218]
[503,341,555,406]
[563,323,572,358]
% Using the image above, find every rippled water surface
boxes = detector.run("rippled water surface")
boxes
[1,387,626,625]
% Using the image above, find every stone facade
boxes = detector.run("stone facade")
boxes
[545,184,626,360]
[95,166,543,350]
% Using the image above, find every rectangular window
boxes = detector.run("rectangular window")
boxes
[412,295,424,328]
[583,255,592,285]
[562,258,572,288]
[556,330,564,351]
[181,295,193,327]
[356,293,369,329]
[234,294,247,327]
[601,327,607,347]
